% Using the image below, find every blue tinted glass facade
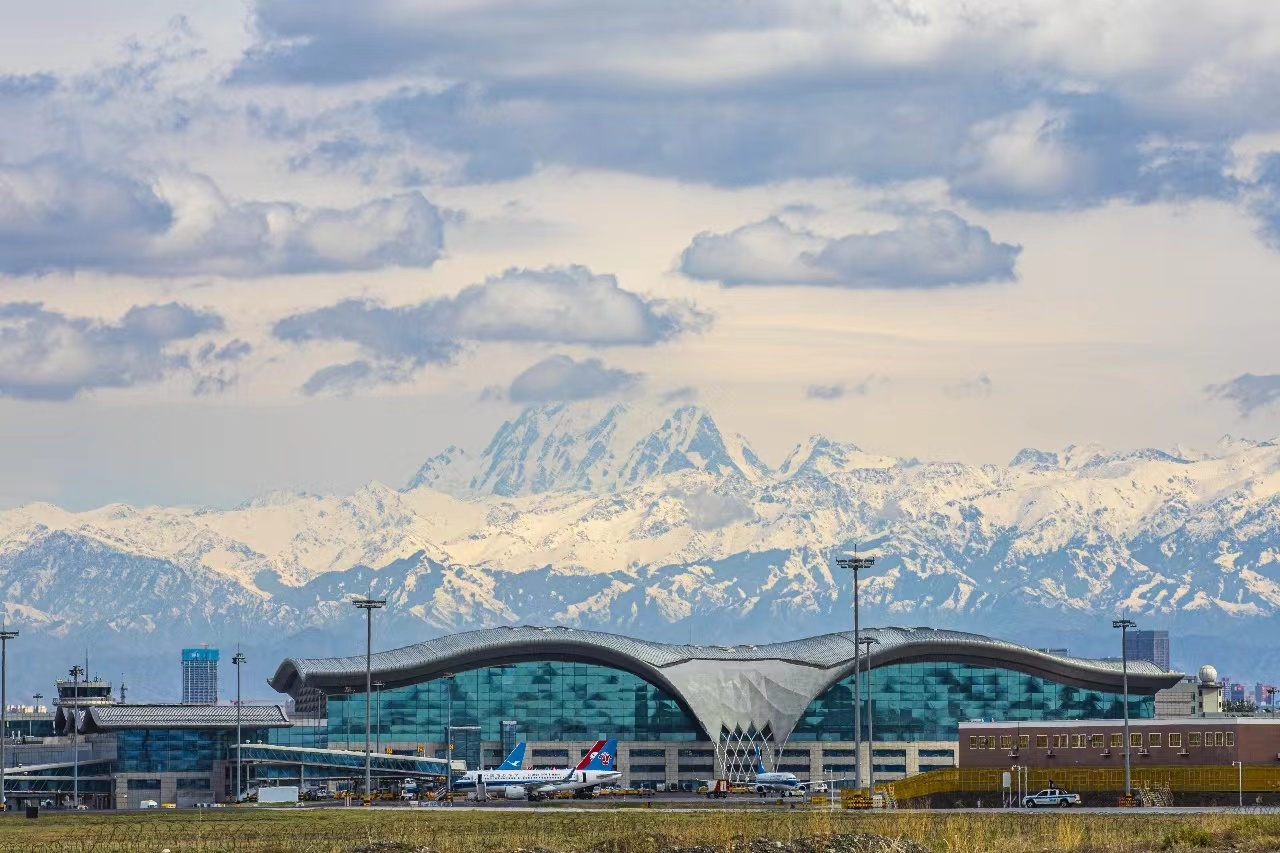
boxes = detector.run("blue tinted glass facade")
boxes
[328,662,702,743]
[793,662,1155,742]
[268,723,329,749]
[115,728,270,773]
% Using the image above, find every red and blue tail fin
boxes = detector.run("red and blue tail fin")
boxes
[583,738,618,771]
[575,739,607,770]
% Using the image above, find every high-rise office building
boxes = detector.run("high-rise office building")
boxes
[1124,629,1171,671]
[182,648,219,704]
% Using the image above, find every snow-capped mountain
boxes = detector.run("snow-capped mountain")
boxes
[3,401,1279,698]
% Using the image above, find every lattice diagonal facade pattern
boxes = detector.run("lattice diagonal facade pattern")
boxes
[270,625,1183,753]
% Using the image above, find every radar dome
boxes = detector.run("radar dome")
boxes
[1198,665,1218,684]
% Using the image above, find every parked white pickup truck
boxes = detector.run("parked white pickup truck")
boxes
[1022,788,1082,808]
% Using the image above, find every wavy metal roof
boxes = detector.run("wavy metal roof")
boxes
[269,624,1184,744]
[54,704,291,735]
[270,624,1178,694]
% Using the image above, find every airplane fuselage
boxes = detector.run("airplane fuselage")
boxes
[454,768,621,794]
[753,771,802,792]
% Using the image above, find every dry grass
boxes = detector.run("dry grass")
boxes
[0,807,1277,853]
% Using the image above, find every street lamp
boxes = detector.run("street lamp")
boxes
[836,551,875,793]
[352,596,385,804]
[373,681,384,754]
[1231,760,1243,808]
[69,664,84,809]
[0,627,17,812]
[858,636,879,797]
[232,651,246,803]
[1112,617,1137,799]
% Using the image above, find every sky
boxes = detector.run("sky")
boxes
[3,1,1280,510]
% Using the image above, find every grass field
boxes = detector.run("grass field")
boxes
[1,807,1279,853]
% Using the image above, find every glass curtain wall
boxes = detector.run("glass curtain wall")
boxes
[793,662,1154,742]
[327,661,702,744]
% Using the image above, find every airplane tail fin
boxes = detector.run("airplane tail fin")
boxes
[499,742,526,770]
[754,747,766,775]
[583,738,618,772]
[574,740,607,770]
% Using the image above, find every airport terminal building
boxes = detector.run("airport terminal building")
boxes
[269,625,1183,786]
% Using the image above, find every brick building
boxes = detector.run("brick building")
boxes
[959,718,1280,769]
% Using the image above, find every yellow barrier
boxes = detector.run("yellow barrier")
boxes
[889,765,1280,802]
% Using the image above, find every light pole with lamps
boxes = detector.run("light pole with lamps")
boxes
[858,636,879,798]
[352,597,385,804]
[1231,760,1243,808]
[1112,617,1137,800]
[232,651,246,802]
[69,664,83,809]
[0,627,17,812]
[836,551,875,794]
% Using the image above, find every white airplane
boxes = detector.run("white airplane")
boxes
[749,751,806,795]
[454,738,621,800]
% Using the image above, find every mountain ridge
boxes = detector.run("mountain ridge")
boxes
[2,400,1279,697]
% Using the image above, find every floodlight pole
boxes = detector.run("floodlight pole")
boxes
[353,597,386,805]
[0,627,17,812]
[69,665,84,809]
[232,651,246,802]
[859,636,879,798]
[1112,617,1136,798]
[837,551,875,794]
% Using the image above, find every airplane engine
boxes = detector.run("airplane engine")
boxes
[503,787,528,800]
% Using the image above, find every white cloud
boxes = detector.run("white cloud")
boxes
[0,302,224,399]
[0,158,445,276]
[275,266,703,393]
[508,355,641,403]
[954,103,1087,203]
[680,213,1020,287]
[1206,374,1280,417]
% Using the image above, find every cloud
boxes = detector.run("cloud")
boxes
[944,374,994,399]
[660,385,698,404]
[807,384,847,400]
[668,486,754,531]
[0,302,223,400]
[0,73,58,99]
[0,157,444,276]
[233,0,1268,221]
[1206,374,1280,417]
[302,361,414,397]
[807,375,885,400]
[508,356,640,404]
[275,266,702,393]
[191,339,253,396]
[1244,153,1280,248]
[680,213,1019,288]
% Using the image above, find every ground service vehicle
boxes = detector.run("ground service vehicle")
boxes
[1022,788,1081,808]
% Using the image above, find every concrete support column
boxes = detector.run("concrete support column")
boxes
[159,775,178,807]
[905,745,920,776]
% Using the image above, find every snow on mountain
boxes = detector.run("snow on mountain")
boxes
[414,401,770,498]
[3,401,1280,694]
